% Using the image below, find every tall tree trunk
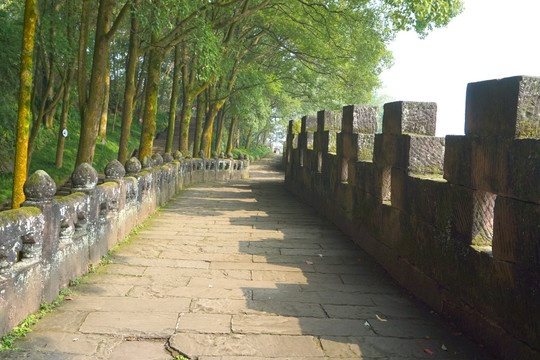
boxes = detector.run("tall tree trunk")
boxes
[99,56,111,139]
[192,94,204,157]
[56,66,74,168]
[76,0,114,166]
[166,43,181,154]
[214,107,226,154]
[245,127,253,149]
[76,0,129,166]
[77,0,91,113]
[118,0,139,164]
[12,0,38,209]
[138,29,163,160]
[226,117,239,154]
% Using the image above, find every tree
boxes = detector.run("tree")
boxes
[12,0,38,209]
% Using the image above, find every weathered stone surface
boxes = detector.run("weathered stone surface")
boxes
[176,313,231,333]
[104,159,126,180]
[151,153,164,166]
[382,101,437,136]
[162,153,173,163]
[71,163,98,191]
[79,311,177,337]
[141,156,153,170]
[465,76,540,138]
[342,105,378,134]
[23,170,56,202]
[125,156,142,177]
[168,333,324,358]
[109,340,171,360]
[357,134,375,162]
[317,109,342,133]
[408,135,445,175]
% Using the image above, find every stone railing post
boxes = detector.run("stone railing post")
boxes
[71,163,100,263]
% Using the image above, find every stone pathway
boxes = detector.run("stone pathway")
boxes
[5,156,493,359]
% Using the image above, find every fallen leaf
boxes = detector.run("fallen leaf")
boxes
[306,260,313,265]
[73,338,78,342]
[441,344,447,351]
[318,254,323,257]
[425,336,430,339]
[65,297,73,301]
[364,321,371,327]
[126,337,136,341]
[424,349,434,355]
[375,314,387,322]
[357,258,362,262]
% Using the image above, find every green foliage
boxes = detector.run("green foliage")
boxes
[233,145,271,161]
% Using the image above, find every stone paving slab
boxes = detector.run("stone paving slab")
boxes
[5,156,493,359]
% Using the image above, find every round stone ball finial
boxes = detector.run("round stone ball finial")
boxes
[198,150,206,159]
[163,153,173,163]
[238,154,244,160]
[72,163,98,190]
[125,157,142,177]
[244,154,249,161]
[227,152,234,160]
[104,159,126,180]
[141,156,153,170]
[152,153,164,166]
[173,151,184,161]
[212,151,219,159]
[24,170,56,202]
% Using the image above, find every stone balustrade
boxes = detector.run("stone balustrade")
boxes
[0,154,249,336]
[284,75,540,360]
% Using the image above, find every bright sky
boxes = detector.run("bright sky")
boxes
[379,0,540,136]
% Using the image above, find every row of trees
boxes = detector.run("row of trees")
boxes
[6,0,463,208]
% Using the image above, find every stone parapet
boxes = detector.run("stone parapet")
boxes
[0,155,249,337]
[284,75,540,360]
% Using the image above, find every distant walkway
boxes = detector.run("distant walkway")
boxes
[8,155,491,359]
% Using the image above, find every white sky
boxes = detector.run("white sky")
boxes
[379,0,540,136]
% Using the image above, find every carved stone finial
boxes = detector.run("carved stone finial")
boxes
[125,157,142,177]
[238,154,244,160]
[198,150,206,159]
[141,156,153,170]
[227,152,234,160]
[212,151,219,159]
[104,159,126,180]
[173,151,184,161]
[151,153,164,166]
[220,152,225,159]
[24,170,56,202]
[72,163,98,191]
[244,154,249,161]
[163,153,173,163]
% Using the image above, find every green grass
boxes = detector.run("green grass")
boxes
[233,144,271,160]
[0,109,169,204]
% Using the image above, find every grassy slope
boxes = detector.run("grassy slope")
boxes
[0,110,168,204]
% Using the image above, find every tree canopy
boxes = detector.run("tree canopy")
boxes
[3,0,463,206]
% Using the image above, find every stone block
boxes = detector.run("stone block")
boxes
[465,76,540,139]
[505,139,540,204]
[470,136,511,195]
[357,134,375,162]
[342,105,378,134]
[354,161,377,196]
[493,196,540,269]
[336,132,358,159]
[408,135,445,176]
[382,101,437,136]
[373,134,408,170]
[390,168,408,211]
[443,135,472,187]
[317,109,342,133]
[301,115,317,133]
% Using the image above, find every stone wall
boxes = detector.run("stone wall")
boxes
[0,153,249,336]
[284,75,540,360]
